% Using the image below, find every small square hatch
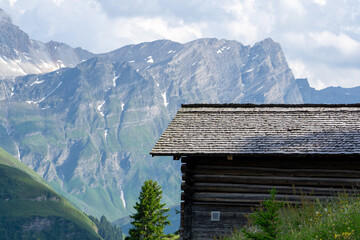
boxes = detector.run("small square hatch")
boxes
[211,211,220,221]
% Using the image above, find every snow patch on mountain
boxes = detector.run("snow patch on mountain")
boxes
[30,78,45,86]
[217,46,231,54]
[120,190,126,208]
[161,92,168,107]
[97,101,105,116]
[146,56,154,63]
[45,82,62,100]
[112,73,120,87]
[56,60,65,68]
[26,100,38,105]
[26,81,62,105]
[104,129,108,139]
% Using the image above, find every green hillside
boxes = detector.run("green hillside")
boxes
[0,147,101,240]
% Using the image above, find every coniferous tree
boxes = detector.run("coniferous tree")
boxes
[88,215,122,240]
[128,179,170,240]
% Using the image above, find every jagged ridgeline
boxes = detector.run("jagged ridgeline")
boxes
[0,146,101,239]
[0,9,94,77]
[1,7,360,225]
[0,37,303,222]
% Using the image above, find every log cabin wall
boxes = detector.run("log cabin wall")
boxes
[180,154,360,240]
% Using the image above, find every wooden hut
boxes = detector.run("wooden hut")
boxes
[150,104,360,240]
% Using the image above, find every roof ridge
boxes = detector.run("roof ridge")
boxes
[181,103,360,108]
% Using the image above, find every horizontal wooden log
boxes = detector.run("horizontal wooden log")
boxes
[192,192,332,203]
[192,210,248,218]
[184,165,360,178]
[187,156,360,170]
[192,201,259,207]
[191,174,360,187]
[191,222,240,229]
[181,164,187,173]
[191,204,253,212]
[181,157,188,163]
[189,182,353,195]
[190,227,234,239]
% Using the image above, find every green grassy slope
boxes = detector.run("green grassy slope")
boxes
[0,147,101,240]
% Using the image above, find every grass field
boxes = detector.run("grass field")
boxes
[224,193,360,240]
[0,147,101,239]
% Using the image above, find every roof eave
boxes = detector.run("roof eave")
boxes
[150,152,360,157]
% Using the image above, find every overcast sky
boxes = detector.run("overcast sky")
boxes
[0,0,359,89]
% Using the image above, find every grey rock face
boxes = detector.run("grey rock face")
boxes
[296,78,360,103]
[0,37,304,220]
[0,9,94,77]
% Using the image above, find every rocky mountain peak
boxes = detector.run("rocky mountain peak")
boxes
[0,9,95,77]
[0,9,30,55]
[0,8,12,24]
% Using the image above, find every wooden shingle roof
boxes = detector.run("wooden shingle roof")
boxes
[150,104,360,156]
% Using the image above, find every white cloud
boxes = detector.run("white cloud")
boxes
[283,32,306,46]
[306,63,360,89]
[313,0,327,6]
[222,1,258,43]
[309,31,360,55]
[111,17,204,46]
[52,0,63,6]
[280,0,305,15]
[288,59,313,80]
[9,0,17,8]
[221,0,274,44]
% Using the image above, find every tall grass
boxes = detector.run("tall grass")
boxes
[223,192,360,240]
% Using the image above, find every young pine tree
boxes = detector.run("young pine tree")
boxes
[242,188,284,240]
[128,179,170,240]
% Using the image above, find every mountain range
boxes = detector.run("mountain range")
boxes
[0,8,359,227]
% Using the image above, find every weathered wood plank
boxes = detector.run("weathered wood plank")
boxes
[183,165,360,178]
[191,174,360,187]
[188,182,353,195]
[192,192,332,203]
[191,204,253,212]
[192,210,248,218]
[188,156,360,170]
[190,227,234,240]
